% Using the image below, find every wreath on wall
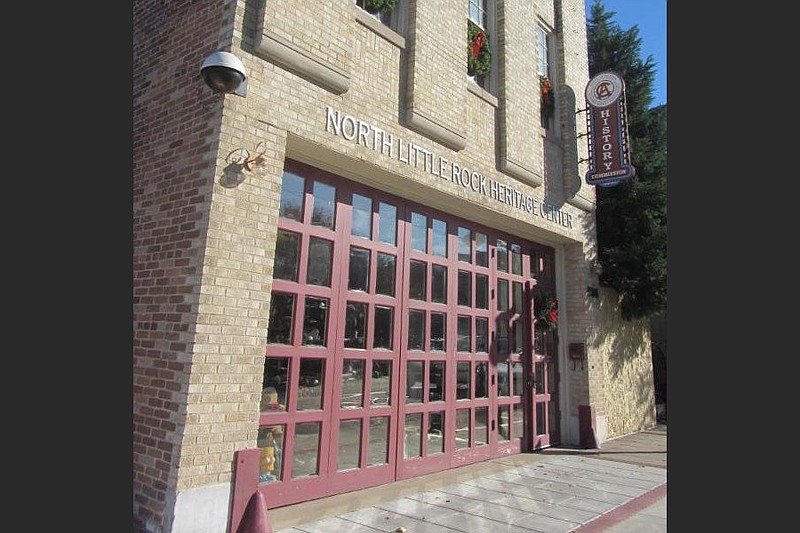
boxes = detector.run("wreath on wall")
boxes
[467,20,491,77]
[364,0,398,13]
[535,293,559,331]
[540,75,555,120]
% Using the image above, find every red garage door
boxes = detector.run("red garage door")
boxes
[244,159,560,509]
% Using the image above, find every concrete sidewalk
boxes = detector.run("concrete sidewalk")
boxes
[270,424,667,532]
[570,424,667,532]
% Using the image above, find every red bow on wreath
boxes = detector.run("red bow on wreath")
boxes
[536,295,558,330]
[471,30,486,58]
[540,76,554,107]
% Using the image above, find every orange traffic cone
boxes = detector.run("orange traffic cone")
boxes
[235,491,273,533]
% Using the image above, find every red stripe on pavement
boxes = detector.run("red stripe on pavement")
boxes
[571,482,666,532]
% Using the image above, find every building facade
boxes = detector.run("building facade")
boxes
[133,1,656,532]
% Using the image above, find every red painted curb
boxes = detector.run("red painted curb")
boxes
[571,482,666,532]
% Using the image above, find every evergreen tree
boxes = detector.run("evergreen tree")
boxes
[587,1,667,320]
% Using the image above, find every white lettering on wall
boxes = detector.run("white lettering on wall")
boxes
[323,106,571,228]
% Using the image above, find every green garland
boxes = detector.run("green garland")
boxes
[365,0,398,12]
[534,292,559,331]
[467,20,491,77]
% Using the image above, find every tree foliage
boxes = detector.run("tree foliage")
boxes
[587,1,667,320]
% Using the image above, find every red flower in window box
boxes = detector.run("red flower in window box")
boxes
[540,75,555,119]
[467,20,491,77]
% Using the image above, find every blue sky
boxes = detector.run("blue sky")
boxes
[585,0,667,107]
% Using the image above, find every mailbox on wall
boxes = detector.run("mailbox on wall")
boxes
[569,342,585,370]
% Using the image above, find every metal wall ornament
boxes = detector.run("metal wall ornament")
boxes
[219,142,269,188]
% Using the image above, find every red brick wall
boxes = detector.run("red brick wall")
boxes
[133,1,229,530]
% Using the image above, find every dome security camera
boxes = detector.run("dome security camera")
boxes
[200,51,248,96]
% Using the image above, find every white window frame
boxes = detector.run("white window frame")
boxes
[469,0,487,27]
[537,24,557,134]
[468,0,496,94]
[536,25,550,79]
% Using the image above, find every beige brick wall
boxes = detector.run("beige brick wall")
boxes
[497,0,540,184]
[405,0,468,147]
[563,241,595,420]
[596,286,657,439]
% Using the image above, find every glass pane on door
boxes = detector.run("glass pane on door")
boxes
[512,363,524,396]
[456,361,470,399]
[257,425,285,483]
[475,362,488,398]
[429,361,445,401]
[297,359,324,410]
[311,181,336,228]
[513,404,524,441]
[407,310,425,351]
[373,307,394,350]
[302,297,328,346]
[352,194,373,238]
[378,202,397,245]
[293,423,321,477]
[475,407,488,446]
[275,230,300,281]
[428,411,445,453]
[345,303,367,348]
[307,237,333,286]
[348,246,370,291]
[404,413,422,458]
[341,359,364,408]
[337,419,362,471]
[497,362,510,397]
[376,253,396,296]
[371,361,392,405]
[267,293,294,345]
[406,361,423,403]
[368,416,389,465]
[497,406,510,441]
[262,358,289,411]
[432,218,447,257]
[455,408,470,449]
[279,171,304,221]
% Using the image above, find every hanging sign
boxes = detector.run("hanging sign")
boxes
[584,71,635,186]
